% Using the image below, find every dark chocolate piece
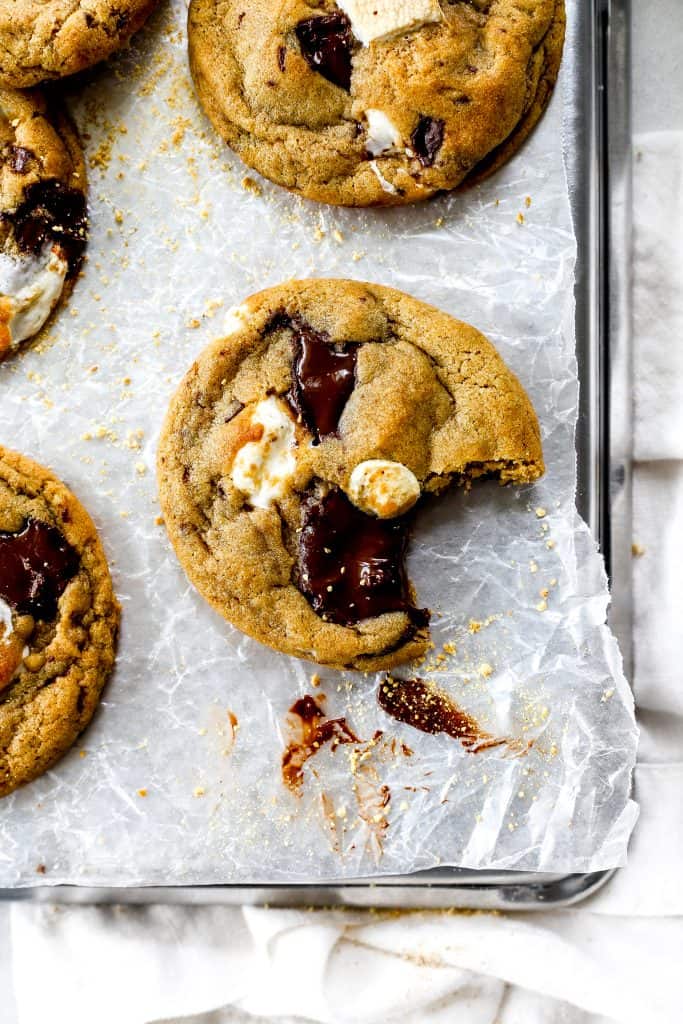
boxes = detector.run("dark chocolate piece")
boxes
[2,180,88,275]
[295,13,354,91]
[297,488,428,628]
[0,518,79,620]
[288,319,357,441]
[411,116,445,166]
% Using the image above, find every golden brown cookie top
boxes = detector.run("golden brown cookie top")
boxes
[188,0,565,206]
[158,279,544,672]
[0,0,159,87]
[0,446,119,797]
[0,87,87,360]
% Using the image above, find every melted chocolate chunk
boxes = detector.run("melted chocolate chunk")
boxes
[297,489,428,628]
[295,13,354,91]
[411,116,445,167]
[2,180,88,275]
[378,677,519,754]
[0,518,79,620]
[282,694,358,793]
[288,319,357,441]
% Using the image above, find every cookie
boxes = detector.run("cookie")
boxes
[188,0,566,207]
[0,0,158,87]
[0,87,87,361]
[0,447,119,797]
[158,280,544,671]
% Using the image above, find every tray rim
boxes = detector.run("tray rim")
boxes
[0,0,633,910]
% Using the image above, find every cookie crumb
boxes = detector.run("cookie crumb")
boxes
[241,176,262,196]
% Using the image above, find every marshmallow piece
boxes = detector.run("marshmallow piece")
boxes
[369,160,398,193]
[365,109,403,157]
[0,245,68,353]
[231,397,297,509]
[223,303,251,336]
[337,0,442,46]
[0,597,12,642]
[349,459,420,518]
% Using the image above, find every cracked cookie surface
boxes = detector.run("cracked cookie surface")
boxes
[188,0,565,206]
[157,279,544,671]
[0,86,87,360]
[0,446,119,797]
[0,0,159,87]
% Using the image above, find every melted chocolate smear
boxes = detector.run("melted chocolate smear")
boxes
[378,677,526,755]
[411,116,445,167]
[0,518,79,620]
[282,694,358,793]
[288,319,357,442]
[298,489,429,628]
[295,13,354,91]
[2,180,88,275]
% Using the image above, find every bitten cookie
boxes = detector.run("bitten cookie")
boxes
[0,0,158,87]
[188,0,565,207]
[0,447,119,797]
[0,87,87,361]
[158,280,544,671]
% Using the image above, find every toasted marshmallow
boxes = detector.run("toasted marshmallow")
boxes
[337,0,442,46]
[349,459,420,518]
[0,245,68,354]
[365,109,403,157]
[223,303,251,336]
[231,396,297,508]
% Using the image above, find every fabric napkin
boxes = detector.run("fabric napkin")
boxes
[4,130,683,1024]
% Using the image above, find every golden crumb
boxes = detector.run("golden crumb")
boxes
[525,196,532,208]
[193,787,206,798]
[516,212,525,225]
[631,542,646,557]
[468,620,481,634]
[137,788,148,798]
[535,507,547,518]
[241,176,262,196]
[479,663,494,678]
[311,673,321,688]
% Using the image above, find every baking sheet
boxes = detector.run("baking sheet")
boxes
[0,0,638,884]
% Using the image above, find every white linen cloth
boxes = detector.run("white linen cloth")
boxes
[3,128,682,1024]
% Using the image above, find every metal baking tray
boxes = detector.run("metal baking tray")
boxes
[1,0,632,909]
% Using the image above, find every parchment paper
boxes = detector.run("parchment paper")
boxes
[0,0,638,884]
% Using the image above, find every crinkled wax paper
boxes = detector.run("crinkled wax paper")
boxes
[0,0,638,885]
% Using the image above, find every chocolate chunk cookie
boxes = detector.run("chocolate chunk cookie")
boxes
[0,87,87,361]
[188,0,566,206]
[0,0,158,87]
[0,447,119,797]
[157,280,544,671]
